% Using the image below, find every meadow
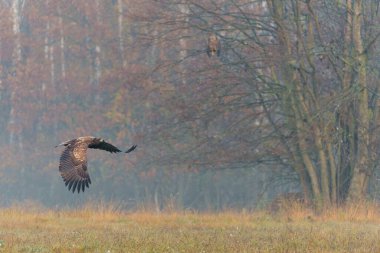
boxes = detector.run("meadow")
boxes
[0,202,380,252]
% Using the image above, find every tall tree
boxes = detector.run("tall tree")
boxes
[347,0,370,201]
[145,0,380,209]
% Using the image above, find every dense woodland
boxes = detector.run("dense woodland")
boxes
[0,0,379,211]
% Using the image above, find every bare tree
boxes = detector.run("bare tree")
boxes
[146,0,380,209]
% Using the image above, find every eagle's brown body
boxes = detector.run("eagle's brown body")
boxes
[207,34,221,57]
[56,136,137,193]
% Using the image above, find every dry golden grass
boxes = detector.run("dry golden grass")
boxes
[0,201,380,252]
[271,199,380,223]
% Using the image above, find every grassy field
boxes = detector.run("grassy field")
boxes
[0,202,380,252]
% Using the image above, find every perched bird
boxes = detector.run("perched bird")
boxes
[206,34,221,57]
[55,136,137,193]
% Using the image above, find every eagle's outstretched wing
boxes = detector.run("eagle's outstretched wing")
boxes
[88,141,122,153]
[59,144,91,193]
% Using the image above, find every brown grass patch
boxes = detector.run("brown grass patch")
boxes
[0,201,379,252]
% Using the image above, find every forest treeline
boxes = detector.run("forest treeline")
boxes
[0,0,379,211]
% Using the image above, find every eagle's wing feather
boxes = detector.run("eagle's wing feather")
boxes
[59,144,91,193]
[88,141,122,153]
[125,145,137,153]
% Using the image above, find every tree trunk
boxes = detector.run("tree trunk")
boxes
[117,0,126,67]
[58,5,66,79]
[348,0,370,201]
[178,3,189,86]
[9,0,22,147]
[12,0,21,63]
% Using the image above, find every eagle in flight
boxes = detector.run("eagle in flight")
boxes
[55,136,137,193]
